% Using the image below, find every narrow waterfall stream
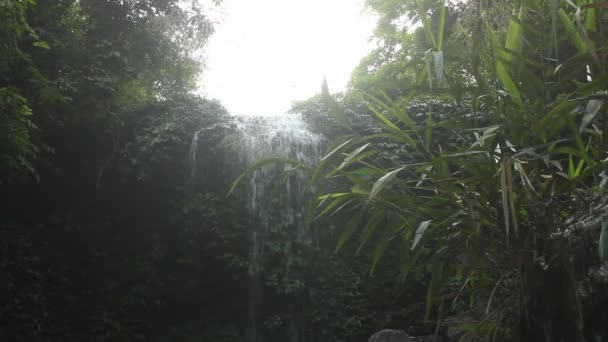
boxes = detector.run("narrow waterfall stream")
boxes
[190,113,324,342]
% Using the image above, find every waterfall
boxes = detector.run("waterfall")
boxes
[190,113,324,342]
[189,130,200,181]
[221,114,324,227]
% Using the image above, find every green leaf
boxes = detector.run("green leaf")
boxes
[580,99,602,132]
[33,40,50,49]
[505,5,524,61]
[600,216,608,262]
[368,167,405,202]
[425,49,433,91]
[339,143,370,170]
[433,50,444,85]
[321,138,353,162]
[228,158,300,195]
[335,212,362,253]
[551,0,560,58]
[568,155,576,178]
[370,107,417,146]
[412,220,432,250]
[424,110,433,152]
[558,8,588,54]
[357,211,387,255]
[584,0,597,31]
[416,0,437,49]
[488,26,523,106]
[425,260,445,319]
[437,1,446,50]
[315,196,351,220]
[318,193,350,200]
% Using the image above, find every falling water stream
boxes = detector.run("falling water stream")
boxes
[190,113,324,342]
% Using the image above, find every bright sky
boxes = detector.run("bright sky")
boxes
[198,0,377,116]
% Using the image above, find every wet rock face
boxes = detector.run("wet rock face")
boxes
[368,329,414,342]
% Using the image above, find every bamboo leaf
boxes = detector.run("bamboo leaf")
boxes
[582,1,608,8]
[558,8,589,54]
[551,0,560,59]
[318,193,350,200]
[584,0,597,31]
[370,107,417,146]
[416,0,437,49]
[335,212,362,253]
[437,1,446,50]
[228,158,300,195]
[425,261,445,319]
[425,110,433,152]
[488,26,523,106]
[315,196,350,220]
[433,50,444,85]
[580,99,602,132]
[368,167,405,202]
[505,5,525,61]
[339,143,370,170]
[599,216,608,262]
[425,49,434,91]
[357,211,387,255]
[371,235,391,275]
[321,138,353,162]
[412,220,432,250]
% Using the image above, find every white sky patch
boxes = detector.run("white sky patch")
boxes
[198,0,377,116]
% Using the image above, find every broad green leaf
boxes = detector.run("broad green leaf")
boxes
[368,167,405,202]
[412,220,432,250]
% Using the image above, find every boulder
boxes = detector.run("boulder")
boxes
[368,329,413,342]
[368,329,450,342]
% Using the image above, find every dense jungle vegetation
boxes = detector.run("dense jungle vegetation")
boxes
[2,0,608,341]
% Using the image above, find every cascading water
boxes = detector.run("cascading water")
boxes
[190,113,324,342]
[221,114,324,227]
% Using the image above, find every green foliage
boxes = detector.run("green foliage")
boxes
[309,0,608,340]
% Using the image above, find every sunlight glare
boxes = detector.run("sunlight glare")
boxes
[199,0,376,116]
